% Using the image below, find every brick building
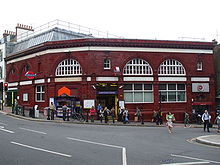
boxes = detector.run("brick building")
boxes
[5,38,216,122]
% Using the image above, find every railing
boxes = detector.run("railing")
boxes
[16,19,123,42]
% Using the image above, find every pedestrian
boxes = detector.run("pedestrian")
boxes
[110,107,115,123]
[184,112,190,127]
[99,108,104,123]
[166,112,175,134]
[152,110,157,123]
[49,102,56,120]
[62,104,68,121]
[214,113,220,133]
[202,110,211,132]
[89,106,96,122]
[134,107,142,122]
[103,107,109,123]
[118,106,124,122]
[158,110,163,125]
[96,103,103,120]
[123,108,129,124]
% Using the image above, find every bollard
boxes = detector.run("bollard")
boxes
[12,105,14,114]
[86,109,89,122]
[141,115,144,125]
[67,108,70,121]
[32,107,35,118]
[15,106,18,115]
[22,106,25,116]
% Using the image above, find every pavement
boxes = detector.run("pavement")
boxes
[0,106,220,147]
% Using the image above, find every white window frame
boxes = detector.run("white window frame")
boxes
[159,84,186,103]
[197,61,203,71]
[0,67,2,79]
[123,58,153,75]
[124,84,153,103]
[56,59,82,76]
[0,50,2,62]
[36,85,45,102]
[104,58,111,69]
[158,59,186,75]
[23,93,28,102]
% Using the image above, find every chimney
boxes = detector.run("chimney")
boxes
[16,23,34,42]
[3,30,16,42]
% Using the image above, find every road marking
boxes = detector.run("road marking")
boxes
[0,122,7,126]
[161,161,209,165]
[19,127,47,135]
[67,137,127,165]
[0,126,14,133]
[171,154,220,164]
[11,141,72,158]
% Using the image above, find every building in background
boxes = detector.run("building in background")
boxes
[4,35,216,122]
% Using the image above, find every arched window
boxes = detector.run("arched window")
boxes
[158,59,186,75]
[56,59,82,76]
[123,58,153,75]
[24,64,29,72]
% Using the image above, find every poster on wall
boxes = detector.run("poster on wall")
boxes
[192,83,209,92]
[83,99,95,109]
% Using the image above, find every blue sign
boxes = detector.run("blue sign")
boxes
[97,91,118,95]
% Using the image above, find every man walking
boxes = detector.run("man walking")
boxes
[202,110,211,132]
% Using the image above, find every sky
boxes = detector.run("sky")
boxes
[1,0,220,42]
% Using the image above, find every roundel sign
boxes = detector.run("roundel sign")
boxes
[25,71,37,80]
[197,84,204,92]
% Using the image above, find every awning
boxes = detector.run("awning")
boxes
[192,102,213,105]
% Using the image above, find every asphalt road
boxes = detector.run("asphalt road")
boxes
[0,113,220,165]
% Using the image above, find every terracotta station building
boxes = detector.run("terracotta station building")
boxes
[5,36,216,122]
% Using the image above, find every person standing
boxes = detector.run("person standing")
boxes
[99,108,104,123]
[96,104,103,120]
[135,107,142,122]
[214,113,220,133]
[158,110,163,125]
[118,106,124,122]
[123,108,129,124]
[152,110,157,123]
[166,112,175,134]
[110,107,115,123]
[184,112,190,127]
[103,107,109,123]
[62,104,68,121]
[49,102,56,120]
[202,110,211,132]
[89,106,96,122]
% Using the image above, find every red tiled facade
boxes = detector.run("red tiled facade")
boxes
[5,38,216,122]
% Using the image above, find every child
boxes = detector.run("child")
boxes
[215,114,220,133]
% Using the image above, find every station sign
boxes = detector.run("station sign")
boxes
[25,71,37,79]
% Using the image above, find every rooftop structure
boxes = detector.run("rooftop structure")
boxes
[2,19,122,56]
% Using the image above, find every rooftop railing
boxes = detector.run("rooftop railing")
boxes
[16,19,123,42]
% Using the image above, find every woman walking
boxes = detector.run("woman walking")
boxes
[166,112,175,133]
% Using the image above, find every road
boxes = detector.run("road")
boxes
[0,113,219,165]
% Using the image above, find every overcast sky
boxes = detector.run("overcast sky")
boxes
[1,0,220,42]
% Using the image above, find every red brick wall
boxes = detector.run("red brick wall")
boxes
[6,39,215,122]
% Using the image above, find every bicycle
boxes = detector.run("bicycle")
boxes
[72,112,85,122]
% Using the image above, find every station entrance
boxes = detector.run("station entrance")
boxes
[96,83,118,116]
